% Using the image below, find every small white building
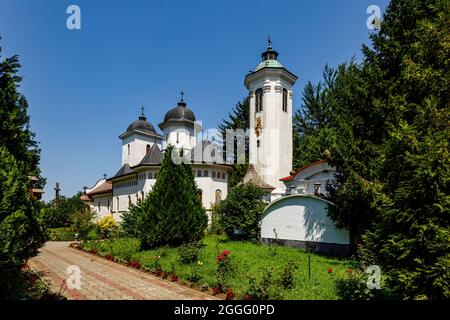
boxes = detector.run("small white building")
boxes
[261,161,350,256]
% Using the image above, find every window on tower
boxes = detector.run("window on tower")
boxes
[127,144,130,155]
[255,88,263,112]
[282,88,288,112]
[146,144,151,154]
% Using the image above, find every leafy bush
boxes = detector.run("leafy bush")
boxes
[48,228,76,241]
[43,194,87,228]
[178,242,202,264]
[335,269,387,300]
[216,250,233,291]
[96,215,118,239]
[281,262,297,289]
[217,183,266,241]
[71,207,95,241]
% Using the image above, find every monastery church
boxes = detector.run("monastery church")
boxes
[81,42,350,256]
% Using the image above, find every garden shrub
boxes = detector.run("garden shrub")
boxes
[96,215,118,239]
[281,262,297,289]
[71,207,96,240]
[217,183,266,241]
[178,242,202,264]
[48,228,76,241]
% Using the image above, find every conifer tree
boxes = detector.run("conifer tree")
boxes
[138,146,207,249]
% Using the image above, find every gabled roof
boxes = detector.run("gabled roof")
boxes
[279,160,328,181]
[87,181,112,196]
[110,163,135,180]
[241,164,275,191]
[138,143,162,166]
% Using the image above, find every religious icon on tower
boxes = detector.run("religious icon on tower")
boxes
[255,117,262,137]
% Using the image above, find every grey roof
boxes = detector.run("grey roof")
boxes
[126,118,157,134]
[163,101,196,123]
[110,163,135,179]
[240,164,275,191]
[138,144,162,165]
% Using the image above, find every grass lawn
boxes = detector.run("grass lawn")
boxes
[81,235,351,299]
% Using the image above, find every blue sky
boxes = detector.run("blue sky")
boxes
[0,0,389,201]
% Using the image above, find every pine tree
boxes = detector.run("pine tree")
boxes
[0,42,41,177]
[0,147,46,298]
[218,98,250,187]
[360,0,450,299]
[138,146,207,249]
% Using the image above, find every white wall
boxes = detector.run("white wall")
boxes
[91,195,113,221]
[261,195,349,245]
[122,134,163,167]
[163,125,195,151]
[193,166,229,210]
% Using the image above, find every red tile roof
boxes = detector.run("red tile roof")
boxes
[279,160,328,181]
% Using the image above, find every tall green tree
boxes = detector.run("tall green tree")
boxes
[359,0,450,299]
[0,147,46,298]
[137,146,207,249]
[218,98,250,187]
[0,41,46,299]
[0,43,41,177]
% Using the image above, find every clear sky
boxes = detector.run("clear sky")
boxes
[0,0,389,201]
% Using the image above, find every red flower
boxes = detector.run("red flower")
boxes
[327,267,333,274]
[212,286,222,295]
[346,268,353,275]
[225,288,234,300]
[217,250,231,262]
[170,273,178,282]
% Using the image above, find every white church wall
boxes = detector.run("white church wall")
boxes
[163,125,195,151]
[193,166,229,211]
[122,134,162,167]
[91,195,112,221]
[261,195,349,245]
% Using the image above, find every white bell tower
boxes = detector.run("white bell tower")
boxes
[244,40,298,197]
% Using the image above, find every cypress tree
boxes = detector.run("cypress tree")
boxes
[138,145,207,249]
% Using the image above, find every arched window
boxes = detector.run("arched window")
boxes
[141,191,145,201]
[197,189,203,202]
[282,88,288,112]
[116,197,119,211]
[203,170,209,177]
[212,171,216,178]
[197,170,202,177]
[146,144,151,154]
[107,199,110,211]
[127,144,130,155]
[222,172,226,180]
[154,172,158,179]
[255,88,263,112]
[98,201,101,212]
[148,172,153,179]
[215,189,222,205]
[128,195,132,207]
[176,132,179,144]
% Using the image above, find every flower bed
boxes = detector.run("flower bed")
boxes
[71,235,352,300]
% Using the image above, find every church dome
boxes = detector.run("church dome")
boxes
[126,111,157,134]
[126,119,156,133]
[163,100,196,123]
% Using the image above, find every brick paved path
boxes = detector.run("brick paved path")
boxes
[28,241,217,300]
